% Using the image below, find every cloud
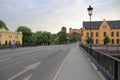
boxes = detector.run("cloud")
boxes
[0,0,120,33]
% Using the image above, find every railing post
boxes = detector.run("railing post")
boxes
[97,53,100,71]
[114,60,118,80]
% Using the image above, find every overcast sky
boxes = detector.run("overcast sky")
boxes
[0,0,120,33]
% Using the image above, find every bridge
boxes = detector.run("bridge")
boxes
[80,44,120,80]
[0,44,119,80]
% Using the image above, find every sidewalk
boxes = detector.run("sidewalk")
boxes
[55,46,103,80]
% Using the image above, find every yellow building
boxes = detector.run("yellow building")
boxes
[0,28,22,46]
[82,19,120,45]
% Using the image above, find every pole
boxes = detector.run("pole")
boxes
[90,15,92,49]
[17,32,18,48]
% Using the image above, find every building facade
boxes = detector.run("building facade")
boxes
[82,19,120,45]
[0,28,22,46]
[69,28,83,36]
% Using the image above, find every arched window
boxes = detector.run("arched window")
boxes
[103,32,106,37]
[18,41,20,44]
[111,39,114,44]
[116,32,119,37]
[5,41,7,45]
[116,39,119,44]
[86,32,89,37]
[9,41,11,45]
[92,39,94,44]
[0,34,1,38]
[111,32,114,37]
[96,32,98,37]
[96,39,98,44]
[91,32,94,37]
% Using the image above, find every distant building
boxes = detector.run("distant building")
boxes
[82,19,120,45]
[0,28,22,46]
[69,28,83,37]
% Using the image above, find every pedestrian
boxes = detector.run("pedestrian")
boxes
[11,40,15,48]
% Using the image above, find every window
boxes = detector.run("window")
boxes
[103,25,106,29]
[92,39,94,44]
[116,39,119,44]
[9,35,12,38]
[86,32,89,37]
[96,32,98,37]
[111,39,114,44]
[9,41,11,45]
[18,41,20,44]
[103,32,106,37]
[5,41,7,45]
[111,32,114,37]
[16,41,17,44]
[91,32,94,37]
[96,39,98,44]
[116,32,119,37]
[15,36,18,39]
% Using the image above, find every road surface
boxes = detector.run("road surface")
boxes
[0,45,71,80]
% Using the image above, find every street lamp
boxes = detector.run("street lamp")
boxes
[87,5,93,56]
[87,5,93,47]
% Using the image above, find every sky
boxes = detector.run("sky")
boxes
[0,0,120,33]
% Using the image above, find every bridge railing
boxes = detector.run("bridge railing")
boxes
[80,44,120,80]
[0,44,39,49]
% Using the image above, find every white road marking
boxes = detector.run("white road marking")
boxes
[23,74,32,80]
[0,58,11,63]
[53,51,70,80]
[8,61,41,80]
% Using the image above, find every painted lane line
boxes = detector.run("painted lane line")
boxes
[0,58,11,63]
[53,50,70,80]
[23,74,32,80]
[8,61,41,80]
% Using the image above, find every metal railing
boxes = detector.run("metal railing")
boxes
[0,44,39,49]
[80,44,120,80]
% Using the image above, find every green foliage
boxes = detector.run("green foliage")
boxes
[35,31,43,44]
[58,26,67,44]
[103,36,110,45]
[68,33,80,42]
[86,36,93,44]
[29,33,37,44]
[42,31,51,45]
[35,31,51,45]
[0,20,9,30]
[17,26,32,44]
[50,34,59,44]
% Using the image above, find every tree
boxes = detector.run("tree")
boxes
[29,33,37,44]
[103,36,110,45]
[50,34,59,44]
[17,26,32,44]
[86,36,93,44]
[0,20,9,30]
[58,26,67,44]
[35,31,51,45]
[68,33,80,42]
[35,31,43,45]
[42,31,51,45]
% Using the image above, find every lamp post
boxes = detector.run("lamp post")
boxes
[87,5,93,47]
[87,5,93,55]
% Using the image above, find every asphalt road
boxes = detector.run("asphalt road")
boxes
[0,44,72,80]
